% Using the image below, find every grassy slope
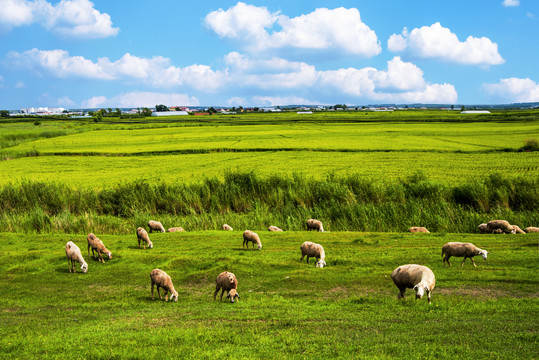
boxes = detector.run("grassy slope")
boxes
[0,231,537,359]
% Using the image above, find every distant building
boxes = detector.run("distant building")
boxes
[20,107,65,115]
[461,110,491,114]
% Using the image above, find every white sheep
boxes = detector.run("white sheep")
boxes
[87,233,112,263]
[441,242,489,267]
[222,224,233,231]
[300,241,326,268]
[525,227,539,233]
[306,219,324,232]
[148,220,165,233]
[65,241,88,273]
[391,264,435,304]
[137,227,153,249]
[511,225,526,234]
[150,269,178,302]
[167,227,185,232]
[243,230,262,250]
[268,225,283,232]
[214,271,240,303]
[486,220,516,234]
[408,226,430,233]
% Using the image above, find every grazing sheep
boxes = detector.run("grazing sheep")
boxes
[150,269,178,302]
[148,220,165,233]
[243,230,262,250]
[478,223,489,233]
[306,219,324,232]
[408,227,430,233]
[525,227,539,233]
[167,227,185,232]
[136,227,153,249]
[214,271,240,303]
[65,241,88,273]
[391,264,435,304]
[222,224,233,231]
[268,225,283,232]
[441,242,489,267]
[512,225,526,234]
[486,220,515,234]
[87,233,112,263]
[300,241,326,268]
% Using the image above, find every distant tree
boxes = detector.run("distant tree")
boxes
[451,105,454,110]
[141,107,152,117]
[461,105,465,111]
[107,108,112,114]
[93,110,103,123]
[0,110,9,117]
[253,107,259,112]
[155,104,169,112]
[208,107,216,114]
[115,108,121,116]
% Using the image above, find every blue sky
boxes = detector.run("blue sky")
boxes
[0,0,538,109]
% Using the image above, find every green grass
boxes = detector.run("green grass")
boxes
[0,231,537,359]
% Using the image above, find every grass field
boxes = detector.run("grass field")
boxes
[0,231,537,359]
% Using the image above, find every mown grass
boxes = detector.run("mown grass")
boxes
[0,231,537,359]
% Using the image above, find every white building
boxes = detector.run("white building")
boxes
[20,107,65,115]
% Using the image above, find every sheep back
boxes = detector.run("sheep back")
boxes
[268,225,283,232]
[408,226,430,233]
[167,227,185,232]
[486,220,515,234]
[148,220,165,233]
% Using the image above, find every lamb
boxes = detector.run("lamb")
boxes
[214,271,240,303]
[268,225,283,232]
[243,230,262,250]
[408,227,430,233]
[150,269,178,302]
[511,225,526,234]
[486,220,516,234]
[136,227,153,249]
[167,227,185,232]
[65,241,88,273]
[87,233,112,263]
[306,219,324,232]
[441,242,489,267]
[300,241,326,268]
[222,224,233,231]
[525,227,539,233]
[391,264,435,304]
[148,220,165,233]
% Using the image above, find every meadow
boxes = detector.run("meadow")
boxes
[0,231,537,359]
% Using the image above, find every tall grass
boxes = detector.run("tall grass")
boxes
[0,171,536,234]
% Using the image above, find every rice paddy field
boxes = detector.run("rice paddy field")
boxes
[0,109,537,359]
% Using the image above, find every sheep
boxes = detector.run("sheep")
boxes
[87,233,112,263]
[391,264,435,304]
[65,241,88,273]
[150,269,178,302]
[214,271,240,303]
[486,220,515,234]
[478,223,489,233]
[268,225,283,232]
[408,227,430,233]
[148,220,165,233]
[136,227,153,249]
[243,230,262,250]
[441,242,489,267]
[300,241,326,268]
[167,227,185,232]
[511,225,526,234]
[222,224,233,231]
[525,227,539,233]
[306,219,324,232]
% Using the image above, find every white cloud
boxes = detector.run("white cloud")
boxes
[483,78,539,103]
[0,0,118,38]
[206,3,381,57]
[388,22,504,66]
[502,0,519,7]
[15,81,25,88]
[252,96,318,106]
[226,97,247,106]
[57,96,74,106]
[82,91,199,108]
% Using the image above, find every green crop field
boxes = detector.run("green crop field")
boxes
[0,231,537,359]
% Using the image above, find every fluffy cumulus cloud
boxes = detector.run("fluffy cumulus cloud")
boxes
[502,0,519,7]
[388,22,504,66]
[206,3,381,57]
[82,91,199,108]
[0,0,118,38]
[483,78,539,103]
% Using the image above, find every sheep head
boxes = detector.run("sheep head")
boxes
[257,244,262,250]
[315,260,326,268]
[479,249,489,260]
[413,284,427,300]
[81,263,88,273]
[170,291,179,302]
[106,251,112,260]
[148,241,154,249]
[226,289,240,303]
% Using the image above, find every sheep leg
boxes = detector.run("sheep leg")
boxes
[470,258,477,267]
[213,286,220,300]
[157,286,162,300]
[427,290,432,304]
[242,240,246,250]
[88,244,91,258]
[220,288,225,301]
[300,254,305,262]
[164,290,169,302]
[306,256,310,264]
[397,288,405,300]
[461,257,467,267]
[68,258,72,272]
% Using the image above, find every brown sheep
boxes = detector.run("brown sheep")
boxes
[136,227,153,249]
[306,219,324,232]
[300,241,326,268]
[150,269,178,302]
[408,227,430,233]
[65,241,88,273]
[525,227,539,233]
[87,233,112,263]
[167,227,185,232]
[441,242,489,267]
[486,220,515,234]
[214,271,240,303]
[268,225,283,232]
[222,224,233,231]
[148,220,165,233]
[391,264,435,304]
[243,230,262,250]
